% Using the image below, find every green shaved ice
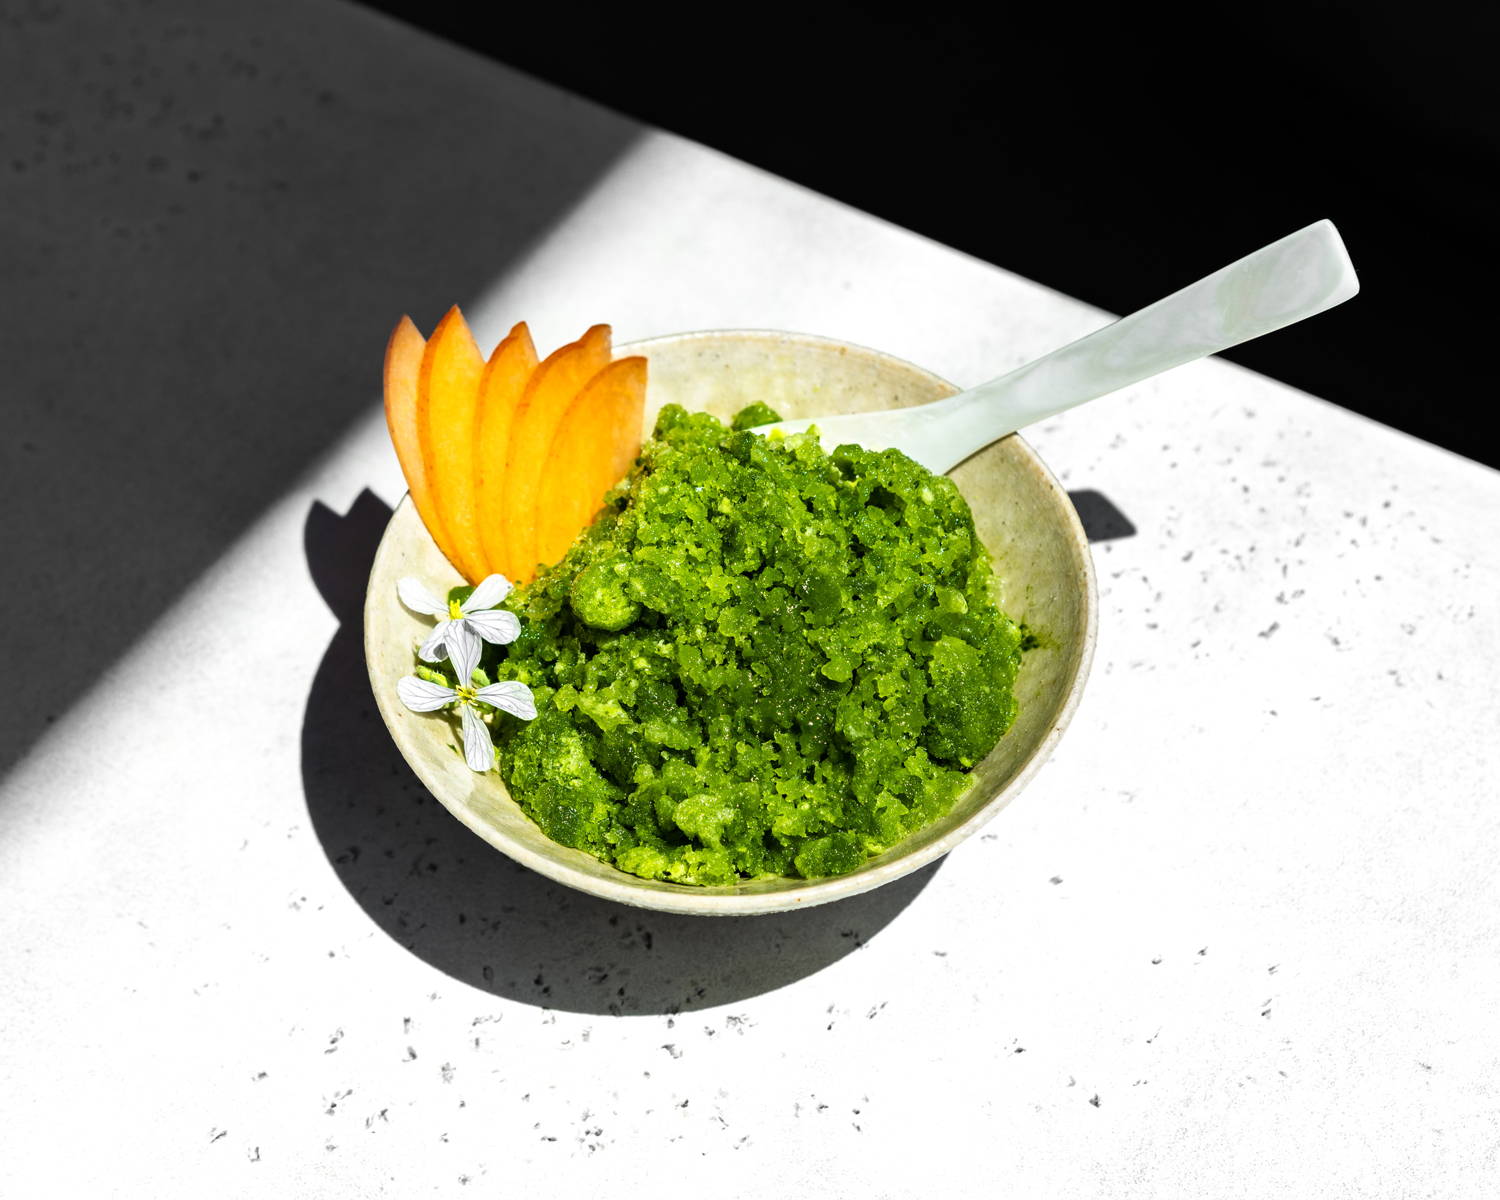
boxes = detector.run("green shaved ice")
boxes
[729,401,783,431]
[570,558,641,632]
[481,402,1024,886]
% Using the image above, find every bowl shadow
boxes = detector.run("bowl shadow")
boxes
[301,491,939,1016]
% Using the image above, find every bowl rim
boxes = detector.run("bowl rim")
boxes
[364,328,1098,915]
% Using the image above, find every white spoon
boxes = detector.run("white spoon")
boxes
[758,219,1359,474]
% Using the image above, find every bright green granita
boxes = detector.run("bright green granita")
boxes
[476,403,1024,886]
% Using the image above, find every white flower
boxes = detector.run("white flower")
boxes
[398,573,521,685]
[396,675,538,773]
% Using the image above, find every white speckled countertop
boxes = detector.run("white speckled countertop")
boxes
[3,3,1497,1197]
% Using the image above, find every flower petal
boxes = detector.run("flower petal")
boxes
[417,618,452,663]
[461,573,513,613]
[464,607,522,645]
[397,577,449,617]
[446,619,480,684]
[396,675,454,712]
[475,680,538,721]
[460,702,495,772]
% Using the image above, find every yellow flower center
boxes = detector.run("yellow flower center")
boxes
[448,598,465,620]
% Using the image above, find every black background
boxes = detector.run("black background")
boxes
[355,1,1496,467]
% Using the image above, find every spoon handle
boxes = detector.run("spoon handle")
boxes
[911,219,1359,471]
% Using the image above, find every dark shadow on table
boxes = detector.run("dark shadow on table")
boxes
[301,493,939,1016]
[0,0,639,778]
[1067,490,1137,542]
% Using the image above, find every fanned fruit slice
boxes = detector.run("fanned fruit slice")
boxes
[536,357,647,567]
[418,307,488,583]
[383,313,646,588]
[501,324,612,582]
[474,321,538,581]
[384,316,460,573]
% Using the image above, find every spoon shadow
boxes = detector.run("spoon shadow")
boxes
[300,491,938,1016]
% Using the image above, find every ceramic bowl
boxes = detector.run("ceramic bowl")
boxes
[365,330,1096,915]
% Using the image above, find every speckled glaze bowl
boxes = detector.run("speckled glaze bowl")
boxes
[365,330,1096,915]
